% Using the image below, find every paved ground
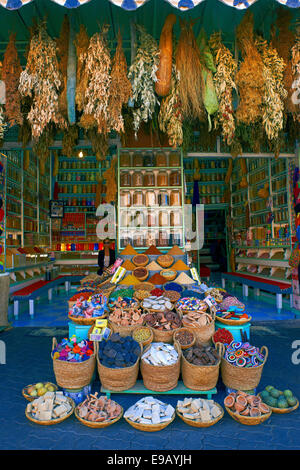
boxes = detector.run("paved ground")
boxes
[1,318,300,450]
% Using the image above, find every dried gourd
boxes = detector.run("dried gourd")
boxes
[155,14,177,97]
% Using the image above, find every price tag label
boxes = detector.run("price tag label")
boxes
[111,266,126,284]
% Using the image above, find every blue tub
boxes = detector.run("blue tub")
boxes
[215,320,251,343]
[68,322,91,342]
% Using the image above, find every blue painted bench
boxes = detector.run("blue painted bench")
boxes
[221,272,292,312]
[12,275,83,319]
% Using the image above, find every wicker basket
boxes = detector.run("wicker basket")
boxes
[134,282,155,292]
[52,338,96,389]
[180,343,221,391]
[143,309,181,344]
[176,403,224,428]
[133,267,149,282]
[96,342,142,392]
[124,414,175,432]
[74,405,123,428]
[182,313,215,347]
[132,325,153,347]
[157,255,174,268]
[140,341,181,392]
[25,397,75,426]
[217,343,268,390]
[22,383,58,402]
[173,328,196,350]
[225,405,272,425]
[108,317,145,338]
[133,255,149,267]
[68,314,105,325]
[215,315,252,326]
[257,394,299,414]
[160,269,177,282]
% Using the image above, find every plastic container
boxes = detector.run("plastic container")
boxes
[68,322,92,342]
[214,320,251,343]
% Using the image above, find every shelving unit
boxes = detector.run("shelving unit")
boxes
[230,157,294,283]
[118,148,185,252]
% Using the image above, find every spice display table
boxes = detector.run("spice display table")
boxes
[221,272,292,312]
[101,380,217,400]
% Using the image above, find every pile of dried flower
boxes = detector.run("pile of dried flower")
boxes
[19,21,66,140]
[209,32,237,146]
[175,20,204,122]
[62,124,79,157]
[235,12,265,125]
[79,25,111,134]
[256,36,287,142]
[74,24,90,113]
[291,19,300,122]
[109,32,132,134]
[128,25,160,136]
[158,65,183,148]
[2,33,23,127]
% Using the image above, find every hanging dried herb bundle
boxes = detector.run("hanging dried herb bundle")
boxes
[102,156,117,203]
[255,36,287,143]
[19,21,66,140]
[56,15,70,119]
[62,124,79,157]
[79,25,111,134]
[86,128,109,161]
[235,12,265,125]
[32,125,55,175]
[74,25,90,113]
[109,32,132,134]
[271,9,296,115]
[158,65,183,148]
[128,24,160,136]
[291,19,300,122]
[175,20,204,121]
[209,32,237,146]
[2,33,23,127]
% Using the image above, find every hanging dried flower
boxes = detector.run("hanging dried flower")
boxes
[256,36,287,142]
[86,128,109,161]
[74,24,90,113]
[128,25,160,136]
[109,32,132,134]
[209,32,237,146]
[56,15,70,119]
[175,20,204,122]
[32,124,55,175]
[158,65,183,148]
[2,33,23,127]
[19,21,66,140]
[79,25,111,134]
[102,156,117,203]
[235,12,265,125]
[291,19,300,122]
[62,124,79,157]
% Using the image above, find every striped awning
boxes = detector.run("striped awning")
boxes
[0,0,299,10]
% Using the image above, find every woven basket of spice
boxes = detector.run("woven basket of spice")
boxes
[160,269,177,282]
[144,310,182,344]
[182,312,215,347]
[132,325,153,347]
[133,266,149,282]
[132,254,149,267]
[157,254,174,268]
[173,328,195,350]
[181,343,221,391]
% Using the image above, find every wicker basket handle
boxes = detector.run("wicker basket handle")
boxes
[52,337,57,353]
[215,341,225,358]
[260,345,268,364]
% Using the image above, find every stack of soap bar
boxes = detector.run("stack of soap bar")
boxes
[177,397,222,423]
[26,392,73,421]
[124,396,175,425]
[90,319,111,342]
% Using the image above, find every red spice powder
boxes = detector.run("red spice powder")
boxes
[148,273,167,285]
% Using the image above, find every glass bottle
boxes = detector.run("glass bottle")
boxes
[133,190,144,206]
[132,171,143,187]
[169,152,180,167]
[170,190,181,206]
[120,171,131,187]
[158,190,169,206]
[120,190,131,207]
[143,152,155,167]
[157,170,168,187]
[170,170,181,186]
[144,170,155,187]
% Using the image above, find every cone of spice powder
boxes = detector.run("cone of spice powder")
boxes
[148,272,168,286]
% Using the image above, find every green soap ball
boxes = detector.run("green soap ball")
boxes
[283,390,293,399]
[265,385,274,392]
[287,396,298,407]
[270,389,281,399]
[265,396,277,407]
[260,390,270,402]
[277,397,288,409]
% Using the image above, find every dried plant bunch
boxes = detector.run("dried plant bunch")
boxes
[209,32,237,146]
[291,19,300,122]
[56,15,70,119]
[109,31,132,134]
[2,33,23,127]
[0,106,7,141]
[128,24,160,136]
[79,24,111,134]
[271,9,296,115]
[62,124,79,157]
[255,35,287,142]
[235,11,265,125]
[102,156,117,203]
[158,65,183,148]
[175,19,204,121]
[19,21,66,140]
[74,24,90,113]
[86,128,109,161]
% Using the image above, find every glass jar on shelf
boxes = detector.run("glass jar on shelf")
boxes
[170,211,182,227]
[170,170,181,186]
[143,152,155,167]
[157,170,168,187]
[133,152,144,167]
[120,152,131,167]
[120,190,131,207]
[169,152,180,167]
[132,171,143,187]
[133,231,145,248]
[159,210,169,227]
[158,230,169,247]
[133,190,144,206]
[156,152,168,167]
[146,230,157,247]
[145,190,156,207]
[170,189,181,206]
[120,171,131,187]
[144,170,155,187]
[133,211,144,228]
[147,210,157,227]
[158,190,169,206]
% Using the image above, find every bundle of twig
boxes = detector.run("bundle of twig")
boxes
[2,33,23,127]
